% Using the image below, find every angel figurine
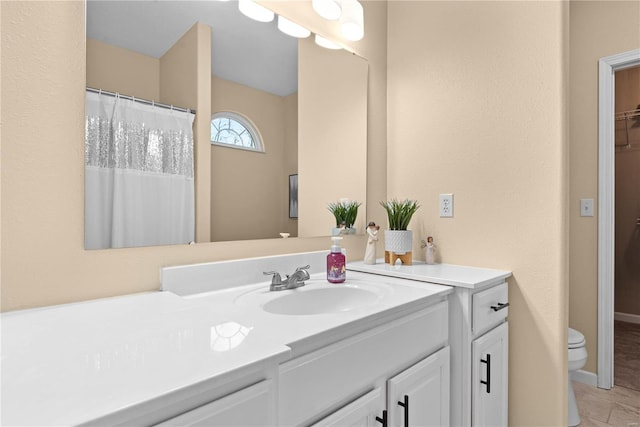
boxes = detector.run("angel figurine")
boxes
[364,221,380,265]
[424,236,437,264]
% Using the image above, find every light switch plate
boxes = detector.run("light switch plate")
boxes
[580,199,594,217]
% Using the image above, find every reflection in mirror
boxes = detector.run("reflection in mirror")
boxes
[85,1,367,247]
[84,91,196,249]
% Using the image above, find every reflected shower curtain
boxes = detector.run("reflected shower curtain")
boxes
[85,91,195,249]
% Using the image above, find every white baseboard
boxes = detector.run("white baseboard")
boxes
[615,312,640,324]
[571,369,597,387]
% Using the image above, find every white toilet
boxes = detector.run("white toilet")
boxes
[568,328,588,426]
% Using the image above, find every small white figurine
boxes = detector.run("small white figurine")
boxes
[364,221,380,265]
[425,236,437,265]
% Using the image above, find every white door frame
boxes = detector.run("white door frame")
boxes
[597,48,640,390]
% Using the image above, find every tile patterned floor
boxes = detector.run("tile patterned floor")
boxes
[573,381,640,427]
[615,321,640,392]
[573,321,640,426]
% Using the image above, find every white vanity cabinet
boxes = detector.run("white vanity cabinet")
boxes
[311,387,386,427]
[310,346,450,427]
[3,253,458,427]
[278,300,449,426]
[471,322,508,427]
[450,281,509,426]
[387,346,450,427]
[347,261,512,427]
[154,380,275,427]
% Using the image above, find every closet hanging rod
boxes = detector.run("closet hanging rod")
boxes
[615,107,640,120]
[86,87,195,115]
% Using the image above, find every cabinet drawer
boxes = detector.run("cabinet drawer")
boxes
[278,301,448,426]
[472,283,508,335]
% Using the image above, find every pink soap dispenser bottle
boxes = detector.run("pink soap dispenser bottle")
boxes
[327,236,346,283]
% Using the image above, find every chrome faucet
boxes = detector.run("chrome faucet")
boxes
[263,265,311,291]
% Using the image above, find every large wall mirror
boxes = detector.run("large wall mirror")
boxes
[85,0,367,249]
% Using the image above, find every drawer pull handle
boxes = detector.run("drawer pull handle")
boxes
[376,409,388,427]
[397,395,409,427]
[490,302,509,312]
[481,354,491,393]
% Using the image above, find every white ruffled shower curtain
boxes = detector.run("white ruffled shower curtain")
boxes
[85,91,195,249]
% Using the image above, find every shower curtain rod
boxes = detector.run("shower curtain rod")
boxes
[86,87,195,115]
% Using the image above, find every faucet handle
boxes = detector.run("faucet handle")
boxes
[263,271,282,285]
[295,265,311,280]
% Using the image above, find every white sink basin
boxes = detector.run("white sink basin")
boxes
[234,280,392,316]
[263,286,380,315]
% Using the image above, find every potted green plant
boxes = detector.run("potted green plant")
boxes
[380,199,420,264]
[327,200,361,235]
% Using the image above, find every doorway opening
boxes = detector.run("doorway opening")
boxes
[612,64,640,392]
[597,49,640,390]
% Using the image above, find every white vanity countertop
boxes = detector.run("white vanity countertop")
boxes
[347,260,512,289]
[1,292,290,426]
[185,271,453,357]
[1,271,452,426]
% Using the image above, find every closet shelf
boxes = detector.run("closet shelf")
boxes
[615,106,640,149]
[615,107,640,121]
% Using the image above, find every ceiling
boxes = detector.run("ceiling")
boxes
[86,0,299,96]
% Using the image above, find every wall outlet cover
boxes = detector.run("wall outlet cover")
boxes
[440,194,454,218]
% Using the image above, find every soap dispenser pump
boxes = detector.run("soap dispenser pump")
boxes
[327,236,346,283]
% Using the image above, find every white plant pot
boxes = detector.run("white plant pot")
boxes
[332,227,356,236]
[384,230,413,254]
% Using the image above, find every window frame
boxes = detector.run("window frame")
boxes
[210,111,265,153]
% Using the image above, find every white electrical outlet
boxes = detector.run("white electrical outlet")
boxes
[440,194,454,218]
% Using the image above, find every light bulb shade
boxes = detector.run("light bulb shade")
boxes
[312,0,342,21]
[314,34,342,50]
[277,16,311,38]
[238,0,274,23]
[340,0,364,41]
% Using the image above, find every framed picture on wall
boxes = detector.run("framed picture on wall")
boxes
[289,174,298,219]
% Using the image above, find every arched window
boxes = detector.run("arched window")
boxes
[210,112,264,152]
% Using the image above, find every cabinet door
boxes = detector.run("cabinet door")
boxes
[154,380,273,427]
[387,346,450,427]
[472,322,508,427]
[310,387,386,427]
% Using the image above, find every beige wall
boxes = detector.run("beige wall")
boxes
[615,66,640,316]
[210,77,297,241]
[160,23,212,243]
[261,1,389,241]
[284,92,299,192]
[1,1,386,311]
[86,38,160,101]
[387,1,569,424]
[298,37,368,237]
[569,0,640,374]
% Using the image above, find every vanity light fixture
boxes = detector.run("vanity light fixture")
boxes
[312,0,342,21]
[277,16,311,38]
[238,0,274,23]
[314,34,342,50]
[339,0,364,41]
